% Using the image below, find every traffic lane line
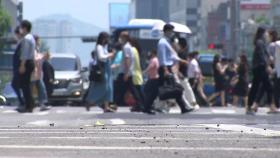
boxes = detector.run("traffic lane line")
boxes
[0,145,279,152]
[201,124,280,137]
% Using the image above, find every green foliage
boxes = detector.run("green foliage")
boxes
[0,6,11,52]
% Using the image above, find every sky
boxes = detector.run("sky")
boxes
[21,0,131,29]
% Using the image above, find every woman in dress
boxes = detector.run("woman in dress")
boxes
[208,54,227,107]
[85,32,115,112]
[232,54,249,109]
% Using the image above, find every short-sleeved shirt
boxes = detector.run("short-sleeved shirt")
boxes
[20,33,35,60]
[188,59,200,79]
[147,57,159,79]
[132,47,143,85]
[157,37,175,66]
[121,42,134,76]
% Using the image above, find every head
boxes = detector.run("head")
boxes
[114,42,122,52]
[149,49,157,58]
[239,54,248,65]
[254,26,267,45]
[33,35,40,47]
[97,32,110,46]
[118,31,130,45]
[43,51,51,61]
[269,29,278,43]
[178,38,188,51]
[14,26,22,40]
[213,54,221,67]
[130,38,142,54]
[163,24,175,39]
[20,20,32,35]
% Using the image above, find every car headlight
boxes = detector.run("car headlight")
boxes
[71,78,82,84]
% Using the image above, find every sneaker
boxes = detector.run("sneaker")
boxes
[40,105,50,112]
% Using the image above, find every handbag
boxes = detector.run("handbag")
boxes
[89,51,105,82]
[158,75,184,100]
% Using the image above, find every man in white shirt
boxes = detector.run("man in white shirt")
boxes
[188,52,209,106]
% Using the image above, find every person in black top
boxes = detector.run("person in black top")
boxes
[208,54,227,107]
[12,26,25,110]
[247,27,278,114]
[42,52,55,98]
[232,54,249,108]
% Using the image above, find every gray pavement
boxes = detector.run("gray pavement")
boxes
[0,105,279,158]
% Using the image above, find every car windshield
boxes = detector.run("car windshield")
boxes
[50,57,78,71]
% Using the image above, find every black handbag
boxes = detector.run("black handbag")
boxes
[89,51,105,82]
[158,75,184,100]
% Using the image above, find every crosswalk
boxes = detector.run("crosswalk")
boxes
[0,124,279,157]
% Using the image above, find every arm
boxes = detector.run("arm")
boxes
[158,42,169,76]
[96,45,113,61]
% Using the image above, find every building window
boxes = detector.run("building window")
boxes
[187,8,197,14]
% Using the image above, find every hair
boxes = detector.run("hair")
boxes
[254,27,266,45]
[178,38,188,49]
[163,24,174,33]
[33,35,40,43]
[130,38,142,55]
[189,51,199,59]
[239,54,249,72]
[150,49,157,56]
[213,54,221,69]
[119,31,130,42]
[14,26,20,34]
[97,32,109,46]
[20,20,32,33]
[114,42,122,51]
[91,50,96,59]
[269,29,278,42]
[45,52,51,60]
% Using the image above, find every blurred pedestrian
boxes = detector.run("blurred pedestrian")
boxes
[157,24,193,114]
[208,54,227,107]
[247,27,278,114]
[177,38,200,109]
[12,26,25,111]
[130,38,145,112]
[274,38,280,110]
[85,32,115,112]
[188,51,209,106]
[116,32,145,112]
[111,42,125,107]
[225,59,238,104]
[143,49,159,114]
[232,54,249,109]
[42,52,55,99]
[268,30,279,108]
[18,20,35,113]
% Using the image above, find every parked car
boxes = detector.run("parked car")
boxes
[49,53,89,105]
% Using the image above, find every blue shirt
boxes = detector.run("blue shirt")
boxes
[157,37,174,66]
[20,33,35,60]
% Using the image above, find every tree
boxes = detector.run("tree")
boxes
[0,6,11,52]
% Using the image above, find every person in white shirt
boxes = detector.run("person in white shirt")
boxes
[188,51,209,106]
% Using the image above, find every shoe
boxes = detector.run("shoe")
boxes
[16,108,27,113]
[143,109,156,115]
[193,104,200,111]
[40,105,50,112]
[246,111,256,115]
[181,108,194,114]
[130,106,143,112]
[267,110,280,114]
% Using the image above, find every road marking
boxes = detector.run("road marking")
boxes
[211,109,236,114]
[110,119,126,125]
[201,124,280,137]
[0,136,274,141]
[2,110,17,114]
[0,145,279,152]
[26,120,52,127]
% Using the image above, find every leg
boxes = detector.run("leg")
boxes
[220,91,226,107]
[248,68,262,110]
[144,79,159,113]
[11,77,24,106]
[233,95,238,107]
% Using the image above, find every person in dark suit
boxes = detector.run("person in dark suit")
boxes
[42,52,54,98]
[12,26,25,110]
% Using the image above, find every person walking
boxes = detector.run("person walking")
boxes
[85,32,115,112]
[208,54,227,107]
[31,35,50,111]
[232,54,249,109]
[157,24,193,114]
[274,37,280,111]
[143,50,159,114]
[247,27,278,114]
[12,26,25,111]
[117,32,145,112]
[188,51,209,106]
[18,20,35,113]
[42,52,55,98]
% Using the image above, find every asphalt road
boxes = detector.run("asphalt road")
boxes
[0,105,279,158]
